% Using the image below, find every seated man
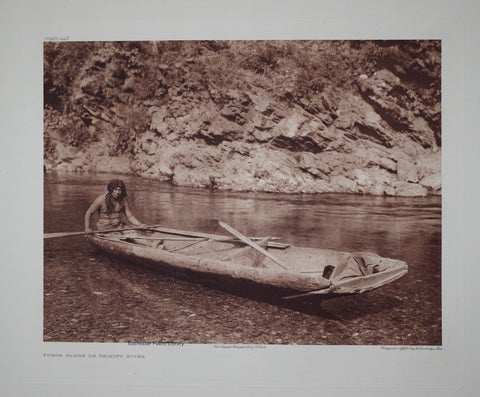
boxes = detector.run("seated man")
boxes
[84,179,146,232]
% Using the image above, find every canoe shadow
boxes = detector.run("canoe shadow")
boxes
[282,293,405,321]
[97,249,403,320]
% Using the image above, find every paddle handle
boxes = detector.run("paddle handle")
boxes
[218,221,289,270]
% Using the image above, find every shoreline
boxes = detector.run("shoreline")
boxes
[43,167,441,197]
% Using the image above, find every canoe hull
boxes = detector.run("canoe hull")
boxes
[87,228,408,299]
[87,234,331,292]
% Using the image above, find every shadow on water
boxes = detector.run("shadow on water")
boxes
[285,294,405,321]
[93,248,404,322]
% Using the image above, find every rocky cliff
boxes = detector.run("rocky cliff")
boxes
[44,40,441,196]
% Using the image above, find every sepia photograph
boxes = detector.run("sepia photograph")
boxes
[43,40,441,346]
[3,0,480,395]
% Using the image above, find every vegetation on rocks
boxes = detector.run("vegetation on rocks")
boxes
[44,40,441,196]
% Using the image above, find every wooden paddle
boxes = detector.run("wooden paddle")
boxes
[218,221,289,270]
[44,225,151,239]
[144,225,289,249]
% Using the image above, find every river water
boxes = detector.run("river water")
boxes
[44,172,441,345]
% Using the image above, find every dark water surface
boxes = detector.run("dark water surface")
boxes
[44,172,441,345]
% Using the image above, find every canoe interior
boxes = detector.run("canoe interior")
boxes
[87,228,408,299]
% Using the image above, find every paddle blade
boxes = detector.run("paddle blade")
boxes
[44,225,153,239]
[44,231,91,239]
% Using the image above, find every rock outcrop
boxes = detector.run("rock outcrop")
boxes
[44,40,441,196]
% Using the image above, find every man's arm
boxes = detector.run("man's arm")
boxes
[84,195,104,231]
[124,200,145,227]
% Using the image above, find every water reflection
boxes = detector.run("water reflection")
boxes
[44,172,441,265]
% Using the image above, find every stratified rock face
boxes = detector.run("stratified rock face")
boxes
[44,40,441,196]
[358,69,438,150]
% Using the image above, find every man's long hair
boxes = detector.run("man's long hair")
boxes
[105,179,127,214]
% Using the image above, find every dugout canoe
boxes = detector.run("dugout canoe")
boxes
[86,225,408,299]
